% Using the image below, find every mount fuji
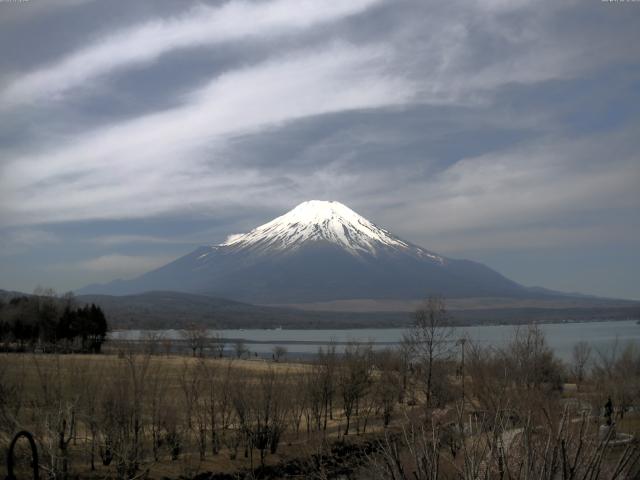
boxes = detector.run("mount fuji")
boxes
[78,200,532,303]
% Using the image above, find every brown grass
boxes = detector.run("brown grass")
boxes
[0,352,381,480]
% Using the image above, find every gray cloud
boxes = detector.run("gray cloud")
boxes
[0,0,382,108]
[77,253,177,276]
[0,228,60,256]
[0,0,638,298]
[1,42,412,225]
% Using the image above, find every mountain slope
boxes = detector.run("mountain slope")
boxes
[78,200,532,302]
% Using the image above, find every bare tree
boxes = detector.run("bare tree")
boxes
[161,337,173,356]
[99,350,152,479]
[201,360,222,455]
[233,339,248,359]
[373,350,403,428]
[182,323,209,357]
[317,342,338,431]
[142,331,163,355]
[571,340,592,384]
[338,342,372,435]
[210,333,225,358]
[305,367,324,433]
[592,341,640,421]
[77,357,107,472]
[371,405,640,480]
[404,296,454,408]
[32,355,77,480]
[507,324,563,392]
[272,345,287,362]
[288,373,308,438]
[148,360,170,462]
[215,361,236,453]
[0,358,23,443]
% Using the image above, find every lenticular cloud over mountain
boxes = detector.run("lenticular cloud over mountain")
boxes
[78,200,529,303]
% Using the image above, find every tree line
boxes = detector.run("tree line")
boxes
[0,288,108,353]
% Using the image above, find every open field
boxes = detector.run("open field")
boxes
[0,351,393,479]
[2,319,640,480]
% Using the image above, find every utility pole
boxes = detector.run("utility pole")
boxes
[458,337,467,406]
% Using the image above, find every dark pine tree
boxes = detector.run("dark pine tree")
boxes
[88,304,108,353]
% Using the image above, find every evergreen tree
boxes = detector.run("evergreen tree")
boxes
[0,293,108,353]
[88,304,108,353]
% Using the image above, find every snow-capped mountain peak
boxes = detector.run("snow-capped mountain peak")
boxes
[78,200,532,301]
[219,200,430,256]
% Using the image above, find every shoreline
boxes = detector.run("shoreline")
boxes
[109,316,640,333]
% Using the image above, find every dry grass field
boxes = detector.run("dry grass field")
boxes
[0,351,392,479]
[2,322,640,480]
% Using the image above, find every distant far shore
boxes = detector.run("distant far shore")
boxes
[108,319,640,362]
[110,315,640,332]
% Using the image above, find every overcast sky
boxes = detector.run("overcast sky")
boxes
[0,0,639,300]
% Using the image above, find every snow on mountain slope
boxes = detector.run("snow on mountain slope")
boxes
[77,200,530,302]
[218,200,443,261]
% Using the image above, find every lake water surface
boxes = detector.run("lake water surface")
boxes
[111,320,640,361]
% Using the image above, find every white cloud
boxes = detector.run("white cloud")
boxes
[1,42,412,226]
[370,131,640,249]
[235,127,640,254]
[0,0,382,107]
[1,0,638,258]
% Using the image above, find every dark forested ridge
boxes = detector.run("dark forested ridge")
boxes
[76,291,640,329]
[2,289,638,331]
[76,290,407,329]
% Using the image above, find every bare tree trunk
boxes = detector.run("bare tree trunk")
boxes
[426,349,433,408]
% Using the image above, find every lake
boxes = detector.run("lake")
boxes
[110,319,640,362]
